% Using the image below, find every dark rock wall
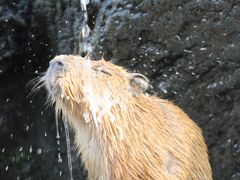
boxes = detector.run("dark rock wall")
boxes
[0,0,239,179]
[89,1,240,179]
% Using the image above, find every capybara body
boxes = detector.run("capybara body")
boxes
[41,55,212,180]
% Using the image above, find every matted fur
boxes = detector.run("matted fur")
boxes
[39,55,212,180]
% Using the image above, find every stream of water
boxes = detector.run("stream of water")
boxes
[63,118,73,180]
[79,0,92,56]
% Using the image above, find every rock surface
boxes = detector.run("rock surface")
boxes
[0,0,240,179]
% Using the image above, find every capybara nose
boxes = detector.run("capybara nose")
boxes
[49,60,64,69]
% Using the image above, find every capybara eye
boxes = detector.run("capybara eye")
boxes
[95,67,112,76]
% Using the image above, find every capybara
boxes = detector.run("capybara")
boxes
[37,55,212,180]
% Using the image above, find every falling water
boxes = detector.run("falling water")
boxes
[79,0,92,56]
[55,111,60,139]
[63,118,74,180]
[55,109,73,180]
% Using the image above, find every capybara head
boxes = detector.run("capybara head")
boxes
[42,55,150,125]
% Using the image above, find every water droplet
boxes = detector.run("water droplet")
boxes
[26,125,29,131]
[200,47,207,51]
[29,146,33,153]
[5,165,8,171]
[158,82,168,94]
[83,112,90,123]
[37,148,42,154]
[57,140,60,145]
[184,49,192,53]
[19,147,23,152]
[58,153,63,163]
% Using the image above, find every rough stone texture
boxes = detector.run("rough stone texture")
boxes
[0,0,240,179]
[88,1,240,179]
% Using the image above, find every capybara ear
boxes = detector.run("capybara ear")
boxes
[128,73,150,92]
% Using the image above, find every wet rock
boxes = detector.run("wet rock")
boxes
[87,1,240,179]
[0,1,27,73]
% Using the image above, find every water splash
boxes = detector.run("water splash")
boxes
[79,0,92,55]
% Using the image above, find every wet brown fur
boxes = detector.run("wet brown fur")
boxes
[41,55,212,180]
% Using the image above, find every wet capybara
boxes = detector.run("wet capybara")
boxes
[39,55,212,180]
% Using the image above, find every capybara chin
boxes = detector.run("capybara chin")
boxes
[39,55,212,180]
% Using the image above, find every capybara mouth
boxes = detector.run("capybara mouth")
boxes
[46,76,61,97]
[43,71,61,97]
[45,58,66,97]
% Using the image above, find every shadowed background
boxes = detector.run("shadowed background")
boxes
[0,0,239,179]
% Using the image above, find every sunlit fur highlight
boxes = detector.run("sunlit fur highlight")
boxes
[38,55,212,180]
